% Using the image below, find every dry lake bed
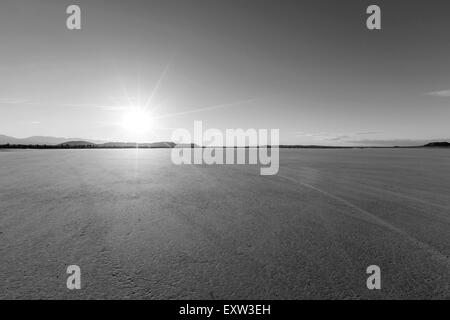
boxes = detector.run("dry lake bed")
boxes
[0,148,449,299]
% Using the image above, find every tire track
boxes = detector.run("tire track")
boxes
[277,171,450,267]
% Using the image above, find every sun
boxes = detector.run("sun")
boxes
[121,108,153,134]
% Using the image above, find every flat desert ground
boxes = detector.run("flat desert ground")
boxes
[0,148,449,299]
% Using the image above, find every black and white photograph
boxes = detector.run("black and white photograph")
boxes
[0,0,449,306]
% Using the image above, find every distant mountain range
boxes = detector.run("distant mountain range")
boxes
[0,134,449,148]
[59,141,176,148]
[0,134,176,148]
[0,134,105,145]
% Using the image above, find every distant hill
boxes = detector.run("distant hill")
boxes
[100,142,138,148]
[59,141,97,147]
[100,141,175,148]
[423,142,450,147]
[57,141,176,148]
[140,142,175,148]
[2,133,450,149]
[0,134,103,145]
[0,134,175,148]
[174,143,199,148]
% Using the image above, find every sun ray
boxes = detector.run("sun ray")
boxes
[152,97,264,120]
[144,55,175,110]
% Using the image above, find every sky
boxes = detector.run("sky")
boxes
[1,0,450,146]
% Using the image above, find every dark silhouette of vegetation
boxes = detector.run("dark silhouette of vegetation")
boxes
[1,141,448,149]
[423,142,450,147]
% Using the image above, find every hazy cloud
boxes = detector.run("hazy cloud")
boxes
[57,103,128,111]
[427,90,450,97]
[355,131,380,135]
[293,131,368,141]
[327,135,351,141]
[0,98,31,105]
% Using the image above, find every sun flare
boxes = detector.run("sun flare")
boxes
[121,108,153,134]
